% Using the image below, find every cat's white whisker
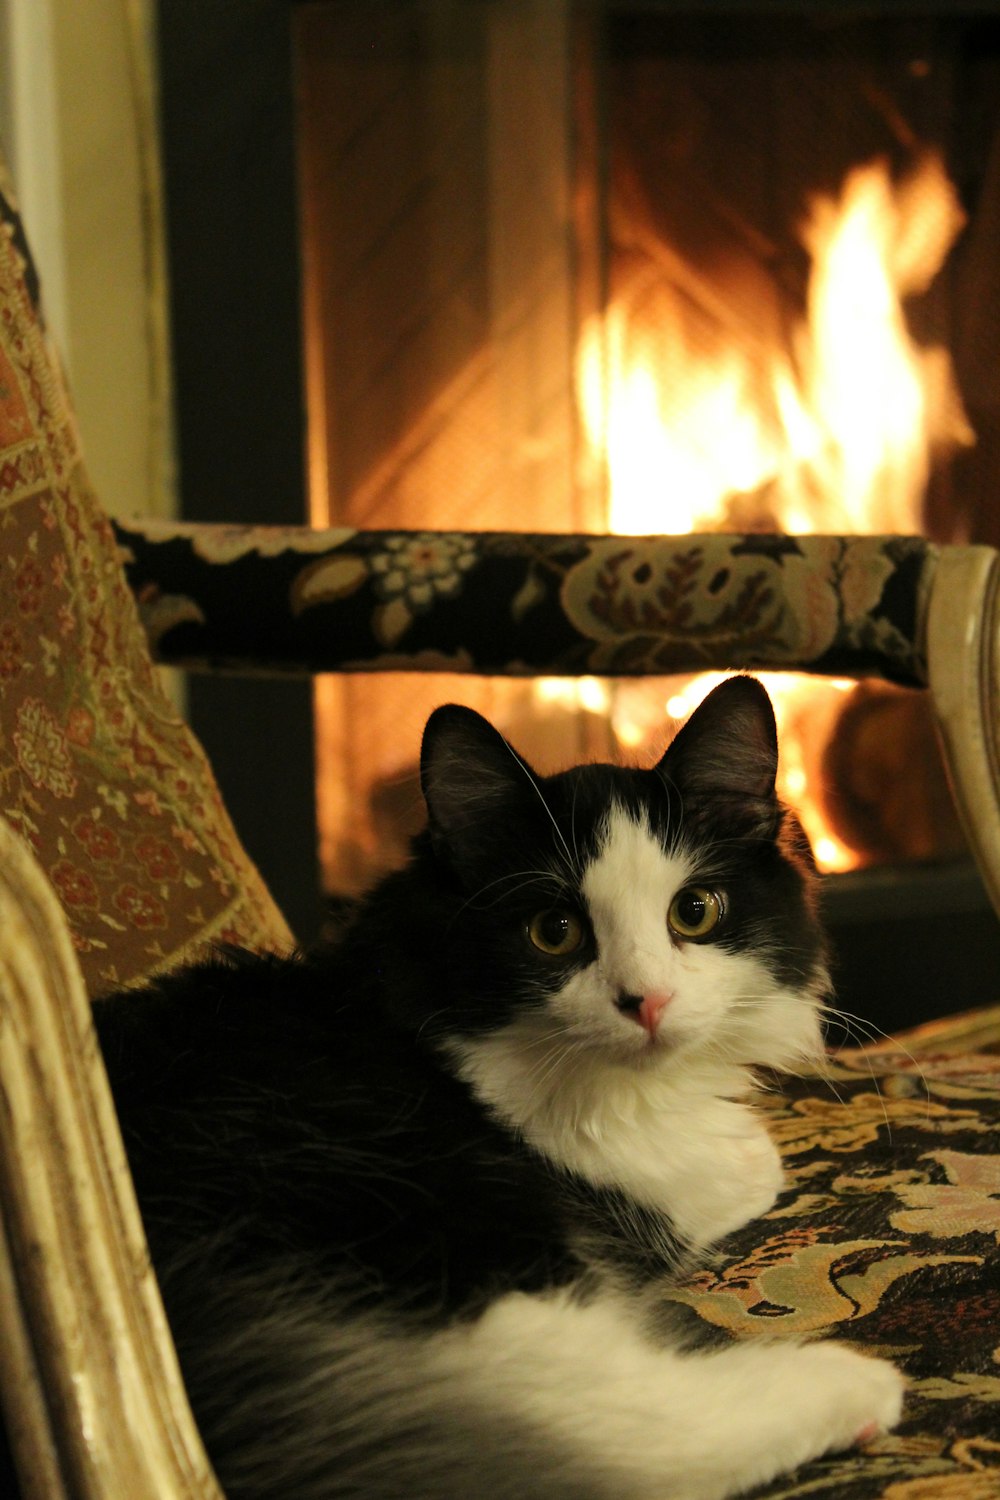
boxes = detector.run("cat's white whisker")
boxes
[819,1001,931,1134]
[498,736,579,879]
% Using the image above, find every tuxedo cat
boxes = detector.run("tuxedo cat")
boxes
[95,675,904,1500]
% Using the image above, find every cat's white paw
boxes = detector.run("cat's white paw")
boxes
[737,1341,905,1487]
[674,1118,784,1249]
[798,1342,906,1454]
[729,1123,785,1221]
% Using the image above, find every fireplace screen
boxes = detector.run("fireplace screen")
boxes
[293,3,998,898]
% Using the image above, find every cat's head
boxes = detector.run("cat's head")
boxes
[413,675,827,1075]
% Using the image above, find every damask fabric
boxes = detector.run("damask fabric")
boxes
[117,520,935,686]
[676,1049,1000,1499]
[0,166,292,996]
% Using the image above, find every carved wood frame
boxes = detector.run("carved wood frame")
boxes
[925,544,1000,918]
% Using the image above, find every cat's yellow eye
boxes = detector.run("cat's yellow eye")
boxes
[668,887,723,941]
[527,908,585,957]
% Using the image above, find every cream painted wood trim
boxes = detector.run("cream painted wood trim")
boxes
[925,544,1000,920]
[0,1210,69,1500]
[0,815,223,1500]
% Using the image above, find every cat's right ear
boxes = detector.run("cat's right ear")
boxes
[658,674,778,803]
[421,705,539,873]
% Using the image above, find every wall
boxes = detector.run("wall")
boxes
[0,0,174,522]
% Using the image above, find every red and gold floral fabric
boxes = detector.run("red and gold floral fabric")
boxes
[0,168,291,996]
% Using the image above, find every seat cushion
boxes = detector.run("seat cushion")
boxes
[0,159,292,996]
[674,1046,1000,1498]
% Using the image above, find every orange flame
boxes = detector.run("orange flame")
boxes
[572,150,973,871]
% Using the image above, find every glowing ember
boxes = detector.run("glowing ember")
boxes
[559,150,974,871]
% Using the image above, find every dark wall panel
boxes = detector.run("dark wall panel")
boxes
[156,0,321,943]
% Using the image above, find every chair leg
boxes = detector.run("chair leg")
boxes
[925,544,1000,920]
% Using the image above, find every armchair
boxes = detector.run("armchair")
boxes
[0,150,998,1500]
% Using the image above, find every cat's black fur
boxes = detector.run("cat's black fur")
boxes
[99,942,587,1321]
[92,676,898,1500]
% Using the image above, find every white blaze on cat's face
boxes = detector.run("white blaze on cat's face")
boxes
[572,807,716,1051]
[545,805,782,1058]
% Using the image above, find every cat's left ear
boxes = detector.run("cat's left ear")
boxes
[657,675,778,804]
[421,704,540,872]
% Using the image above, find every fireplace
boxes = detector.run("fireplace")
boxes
[291,5,988,883]
[156,2,1000,1030]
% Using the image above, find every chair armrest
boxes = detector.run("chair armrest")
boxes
[0,816,223,1500]
[926,544,1000,918]
[116,523,934,684]
[118,521,1000,924]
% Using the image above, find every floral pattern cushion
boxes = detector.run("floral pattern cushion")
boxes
[117,522,933,685]
[676,1049,1000,1499]
[0,167,292,996]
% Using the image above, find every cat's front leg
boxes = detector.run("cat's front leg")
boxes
[432,1289,905,1500]
[665,1103,785,1252]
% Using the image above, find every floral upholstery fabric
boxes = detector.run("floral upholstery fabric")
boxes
[117,521,934,686]
[677,1047,1000,1499]
[0,169,292,996]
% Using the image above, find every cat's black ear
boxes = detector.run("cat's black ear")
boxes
[658,675,778,803]
[421,705,539,869]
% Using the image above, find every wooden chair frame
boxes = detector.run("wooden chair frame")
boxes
[0,816,222,1499]
[925,544,1000,915]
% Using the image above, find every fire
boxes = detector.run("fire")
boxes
[570,150,973,871]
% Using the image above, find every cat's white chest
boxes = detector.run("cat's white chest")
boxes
[560,1086,784,1249]
[449,1032,784,1252]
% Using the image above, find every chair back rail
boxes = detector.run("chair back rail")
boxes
[116,525,936,684]
[117,521,1000,916]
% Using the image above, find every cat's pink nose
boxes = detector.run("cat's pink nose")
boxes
[617,992,672,1036]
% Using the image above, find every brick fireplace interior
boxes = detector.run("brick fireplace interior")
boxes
[156,1,1000,1036]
